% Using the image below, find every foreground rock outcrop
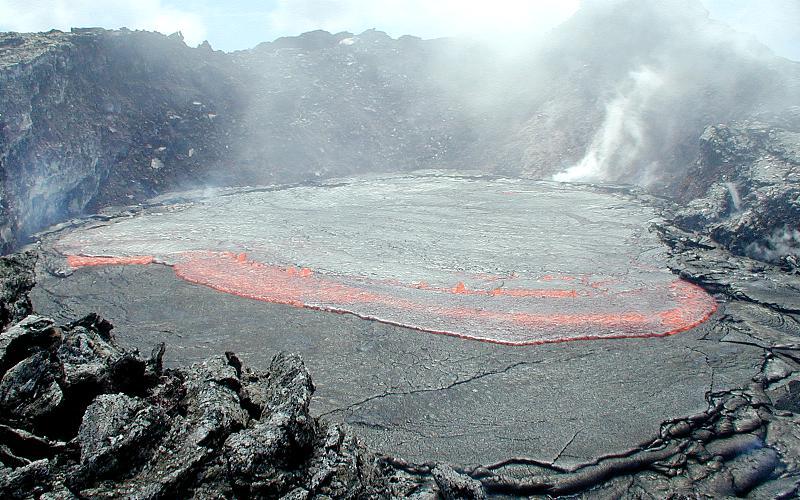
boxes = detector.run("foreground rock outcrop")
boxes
[0,251,35,329]
[0,313,403,498]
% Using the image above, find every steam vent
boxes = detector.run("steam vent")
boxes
[3,0,800,497]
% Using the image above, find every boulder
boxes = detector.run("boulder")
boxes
[433,464,487,500]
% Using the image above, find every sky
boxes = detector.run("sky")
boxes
[0,0,797,60]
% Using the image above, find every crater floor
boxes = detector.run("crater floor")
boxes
[31,173,761,469]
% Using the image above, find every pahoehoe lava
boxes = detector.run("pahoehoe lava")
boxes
[52,175,715,345]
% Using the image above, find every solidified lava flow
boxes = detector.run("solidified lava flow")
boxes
[57,174,717,345]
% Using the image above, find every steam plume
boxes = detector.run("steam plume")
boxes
[553,66,664,183]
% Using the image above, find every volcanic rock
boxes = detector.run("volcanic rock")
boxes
[0,29,243,253]
[0,293,393,498]
[1,0,799,252]
[0,313,394,498]
[0,350,63,427]
[0,253,36,330]
[432,464,486,499]
[671,108,800,268]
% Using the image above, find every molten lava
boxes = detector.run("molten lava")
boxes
[66,250,716,346]
[55,176,722,345]
[66,255,154,267]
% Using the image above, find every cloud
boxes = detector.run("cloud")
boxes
[265,0,580,42]
[0,0,207,46]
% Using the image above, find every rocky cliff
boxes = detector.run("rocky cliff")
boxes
[671,108,800,269]
[1,0,799,258]
[0,29,244,252]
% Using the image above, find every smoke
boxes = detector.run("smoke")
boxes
[538,0,798,187]
[745,226,800,264]
[553,67,665,183]
[0,0,207,46]
[215,0,799,194]
[702,0,800,61]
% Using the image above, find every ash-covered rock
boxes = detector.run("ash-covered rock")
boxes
[670,108,800,270]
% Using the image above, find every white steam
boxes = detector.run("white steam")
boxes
[553,66,665,183]
[723,182,742,211]
[745,226,800,264]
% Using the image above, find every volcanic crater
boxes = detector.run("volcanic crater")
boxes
[2,1,800,495]
[31,173,748,468]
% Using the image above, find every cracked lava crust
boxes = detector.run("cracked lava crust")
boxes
[30,173,757,471]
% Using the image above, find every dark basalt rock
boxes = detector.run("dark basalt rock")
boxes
[74,394,168,481]
[0,253,36,330]
[432,464,486,500]
[0,289,394,498]
[223,353,316,496]
[0,460,51,499]
[0,350,63,426]
[671,108,800,269]
[0,312,395,498]
[0,316,60,377]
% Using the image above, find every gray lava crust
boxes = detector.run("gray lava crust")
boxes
[4,202,800,497]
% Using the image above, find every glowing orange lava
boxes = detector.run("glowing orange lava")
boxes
[66,251,717,345]
[66,255,155,267]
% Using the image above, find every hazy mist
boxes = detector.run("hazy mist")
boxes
[0,0,798,250]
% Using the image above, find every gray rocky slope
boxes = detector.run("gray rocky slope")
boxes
[1,0,798,259]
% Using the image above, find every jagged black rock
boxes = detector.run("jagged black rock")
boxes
[0,254,430,498]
